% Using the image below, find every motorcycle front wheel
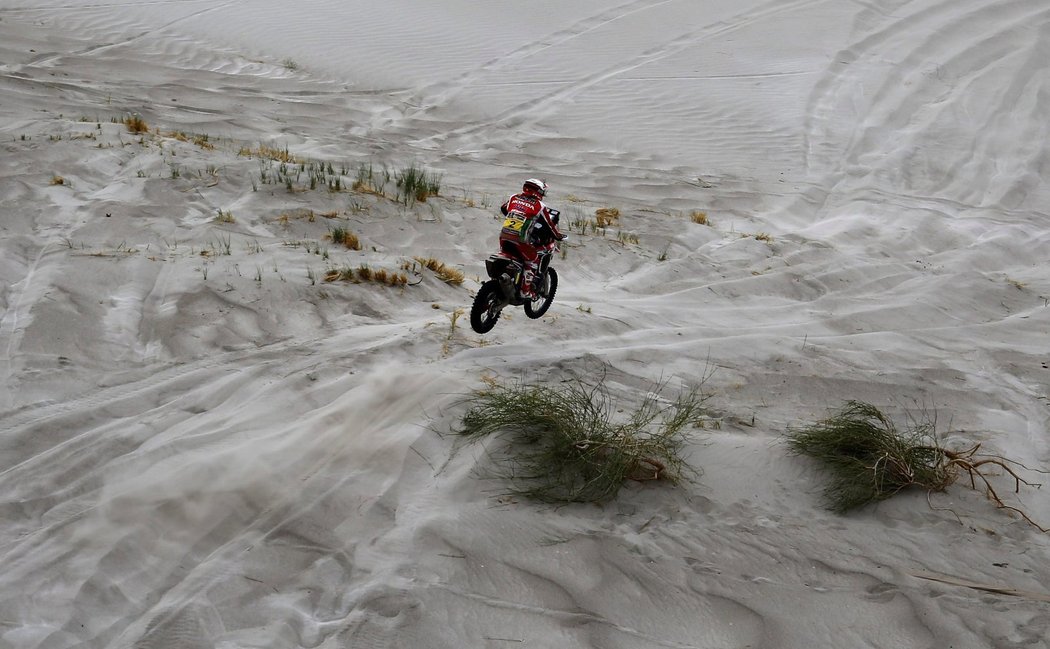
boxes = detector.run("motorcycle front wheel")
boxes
[524,267,558,319]
[470,280,505,333]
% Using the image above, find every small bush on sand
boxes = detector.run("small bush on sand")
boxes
[411,257,464,285]
[324,265,407,286]
[690,210,709,225]
[786,401,1046,530]
[192,133,214,150]
[328,226,361,250]
[353,162,389,195]
[164,131,212,149]
[124,114,149,134]
[239,144,303,165]
[454,376,708,503]
[395,164,441,204]
[616,231,639,245]
[595,207,620,228]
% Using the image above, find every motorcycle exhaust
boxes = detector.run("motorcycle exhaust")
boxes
[498,273,516,302]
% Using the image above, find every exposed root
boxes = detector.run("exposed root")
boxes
[628,458,666,482]
[942,444,1047,532]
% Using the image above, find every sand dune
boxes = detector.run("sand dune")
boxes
[2,2,1049,648]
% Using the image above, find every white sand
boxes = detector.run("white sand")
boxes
[2,1,1049,647]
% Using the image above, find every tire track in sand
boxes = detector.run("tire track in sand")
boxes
[403,0,679,112]
[11,0,237,68]
[0,243,60,412]
[413,0,833,151]
[800,0,1050,211]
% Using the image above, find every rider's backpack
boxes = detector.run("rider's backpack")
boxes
[501,210,535,244]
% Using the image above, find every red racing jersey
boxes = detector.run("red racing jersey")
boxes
[499,193,563,244]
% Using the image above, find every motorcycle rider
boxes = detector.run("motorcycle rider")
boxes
[498,178,565,299]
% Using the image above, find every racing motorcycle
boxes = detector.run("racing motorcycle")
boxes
[470,214,562,334]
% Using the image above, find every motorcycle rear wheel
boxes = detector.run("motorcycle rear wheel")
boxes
[470,280,504,333]
[524,267,558,319]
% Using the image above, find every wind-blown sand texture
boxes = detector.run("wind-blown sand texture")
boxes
[2,1,1049,647]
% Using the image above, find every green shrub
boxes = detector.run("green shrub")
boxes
[395,164,441,204]
[786,401,952,512]
[454,376,707,503]
[329,226,360,250]
[786,401,1046,529]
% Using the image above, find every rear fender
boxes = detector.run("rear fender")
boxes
[485,255,519,280]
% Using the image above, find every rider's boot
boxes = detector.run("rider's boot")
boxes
[521,268,537,299]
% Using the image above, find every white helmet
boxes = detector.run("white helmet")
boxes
[523,178,547,198]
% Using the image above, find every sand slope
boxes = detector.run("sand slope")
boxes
[1,2,1049,648]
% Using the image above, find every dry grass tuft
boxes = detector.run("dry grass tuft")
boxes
[413,257,464,285]
[276,209,319,225]
[616,231,640,245]
[324,265,407,287]
[124,114,149,134]
[188,133,214,149]
[690,210,709,225]
[164,130,212,148]
[49,175,66,186]
[595,207,621,228]
[323,268,346,283]
[239,144,303,165]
